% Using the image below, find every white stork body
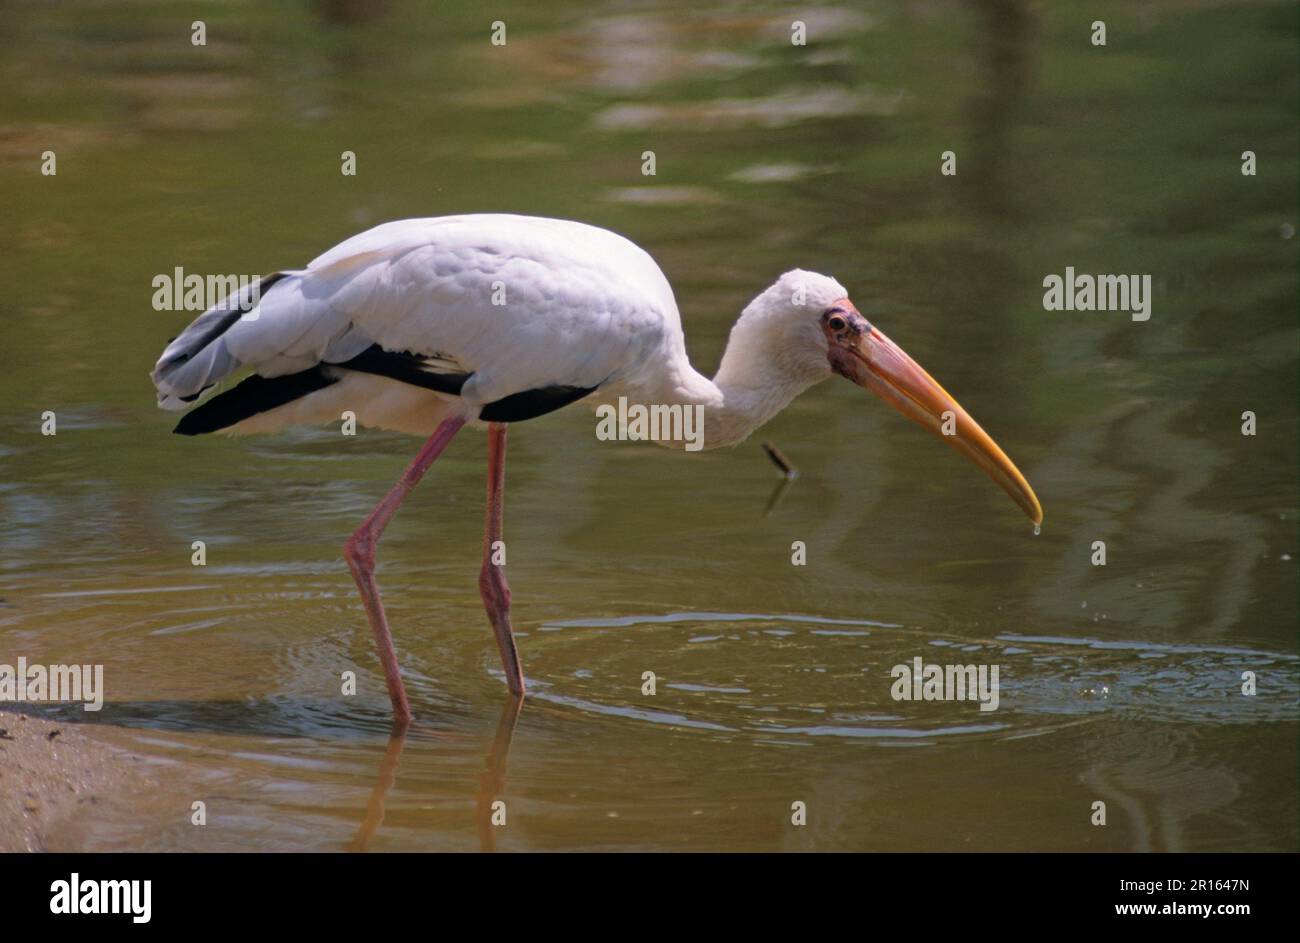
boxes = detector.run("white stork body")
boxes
[156,215,733,441]
[153,213,1042,724]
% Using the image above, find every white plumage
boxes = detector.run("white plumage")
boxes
[154,215,692,437]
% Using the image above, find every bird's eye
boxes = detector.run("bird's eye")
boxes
[827,314,846,331]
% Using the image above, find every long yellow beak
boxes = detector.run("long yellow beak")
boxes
[834,322,1043,526]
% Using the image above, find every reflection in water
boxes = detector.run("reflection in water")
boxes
[475,696,523,853]
[763,474,796,517]
[760,440,799,515]
[967,0,1035,220]
[1083,722,1243,853]
[349,696,522,853]
[347,724,407,853]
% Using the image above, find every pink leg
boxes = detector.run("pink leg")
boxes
[344,415,467,726]
[479,423,525,695]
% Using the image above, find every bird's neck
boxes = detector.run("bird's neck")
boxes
[705,371,814,450]
[614,333,826,452]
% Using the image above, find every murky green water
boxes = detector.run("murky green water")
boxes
[1,0,1296,850]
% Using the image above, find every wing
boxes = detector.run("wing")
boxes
[152,215,682,417]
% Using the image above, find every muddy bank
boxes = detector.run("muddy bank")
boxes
[0,710,158,852]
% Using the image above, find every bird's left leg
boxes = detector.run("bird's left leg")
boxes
[479,422,525,695]
[345,415,467,726]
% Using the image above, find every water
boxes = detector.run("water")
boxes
[0,0,1296,851]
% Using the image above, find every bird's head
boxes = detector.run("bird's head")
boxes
[726,269,1042,525]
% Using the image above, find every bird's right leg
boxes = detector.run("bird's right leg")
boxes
[478,422,525,696]
[344,415,467,726]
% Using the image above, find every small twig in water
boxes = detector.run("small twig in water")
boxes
[761,441,798,480]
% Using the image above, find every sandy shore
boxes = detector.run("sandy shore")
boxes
[0,709,158,852]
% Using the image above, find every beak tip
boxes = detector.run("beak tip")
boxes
[853,323,1045,531]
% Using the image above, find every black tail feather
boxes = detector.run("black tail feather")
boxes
[173,368,338,435]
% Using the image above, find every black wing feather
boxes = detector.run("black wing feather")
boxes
[335,345,471,395]
[479,385,596,422]
[173,368,337,435]
[172,344,597,435]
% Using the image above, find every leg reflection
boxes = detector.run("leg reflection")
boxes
[349,695,524,852]
[476,694,524,853]
[347,722,408,852]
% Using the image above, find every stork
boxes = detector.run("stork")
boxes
[152,214,1042,725]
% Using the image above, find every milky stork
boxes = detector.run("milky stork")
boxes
[152,214,1042,725]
